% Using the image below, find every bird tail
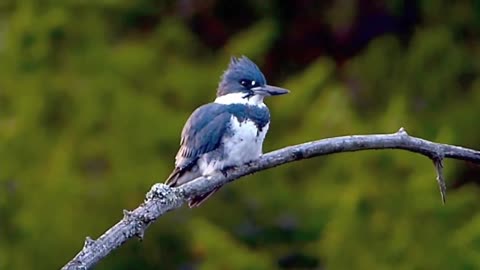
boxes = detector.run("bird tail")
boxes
[187,188,220,208]
[165,168,182,186]
[165,167,219,208]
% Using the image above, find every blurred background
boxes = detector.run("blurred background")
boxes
[1,0,480,269]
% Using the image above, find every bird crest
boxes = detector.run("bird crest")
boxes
[217,56,267,96]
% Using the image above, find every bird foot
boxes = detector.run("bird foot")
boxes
[220,166,236,177]
[246,160,256,167]
[220,161,257,177]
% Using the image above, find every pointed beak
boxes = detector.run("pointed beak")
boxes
[253,85,290,96]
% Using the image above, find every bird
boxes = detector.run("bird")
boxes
[165,56,289,207]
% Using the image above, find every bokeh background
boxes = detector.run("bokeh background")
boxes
[1,0,480,269]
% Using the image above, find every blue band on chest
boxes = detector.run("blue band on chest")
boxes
[225,104,270,131]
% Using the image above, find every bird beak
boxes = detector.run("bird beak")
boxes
[253,85,290,96]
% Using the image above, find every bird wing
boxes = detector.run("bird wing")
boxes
[165,103,231,185]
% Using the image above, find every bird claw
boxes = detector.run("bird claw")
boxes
[220,161,256,177]
[220,166,232,177]
[220,165,240,177]
[246,160,256,167]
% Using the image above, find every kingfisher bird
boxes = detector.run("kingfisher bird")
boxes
[166,56,289,207]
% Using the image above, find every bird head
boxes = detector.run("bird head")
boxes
[216,56,289,101]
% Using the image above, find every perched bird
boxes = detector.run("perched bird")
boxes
[166,56,289,207]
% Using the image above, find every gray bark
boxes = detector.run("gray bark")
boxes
[62,128,480,269]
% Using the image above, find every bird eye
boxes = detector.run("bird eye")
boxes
[240,80,251,87]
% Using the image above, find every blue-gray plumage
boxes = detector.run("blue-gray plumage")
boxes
[166,56,289,207]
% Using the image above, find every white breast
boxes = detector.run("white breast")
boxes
[197,111,270,176]
[222,116,269,167]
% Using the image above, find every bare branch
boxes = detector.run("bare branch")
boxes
[62,128,480,269]
[433,158,446,204]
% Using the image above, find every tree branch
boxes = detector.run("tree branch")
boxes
[62,128,480,269]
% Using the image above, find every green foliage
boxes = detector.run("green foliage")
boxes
[1,1,480,269]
